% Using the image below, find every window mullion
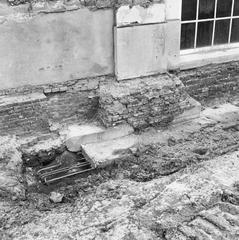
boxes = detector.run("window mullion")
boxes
[212,0,218,46]
[229,0,235,43]
[194,0,200,48]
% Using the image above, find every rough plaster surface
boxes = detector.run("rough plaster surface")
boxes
[6,0,164,9]
[0,6,114,89]
[116,3,165,26]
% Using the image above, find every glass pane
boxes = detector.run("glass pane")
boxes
[234,0,239,16]
[231,18,239,43]
[214,20,230,44]
[216,0,232,17]
[181,23,196,49]
[199,0,215,19]
[182,0,197,21]
[197,21,213,47]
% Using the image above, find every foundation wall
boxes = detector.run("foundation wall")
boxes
[178,61,239,101]
[0,76,112,136]
[98,74,193,129]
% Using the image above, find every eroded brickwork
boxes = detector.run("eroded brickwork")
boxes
[1,61,238,136]
[0,76,112,136]
[178,61,239,101]
[98,74,193,129]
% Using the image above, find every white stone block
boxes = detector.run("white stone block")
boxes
[116,3,165,27]
[65,124,134,152]
[115,23,167,80]
[165,0,182,20]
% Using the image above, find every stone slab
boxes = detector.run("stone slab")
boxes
[201,103,239,123]
[0,92,46,107]
[0,7,114,90]
[115,23,167,80]
[66,124,134,152]
[82,134,138,168]
[116,4,165,27]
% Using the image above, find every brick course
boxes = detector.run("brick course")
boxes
[0,76,112,136]
[178,61,239,101]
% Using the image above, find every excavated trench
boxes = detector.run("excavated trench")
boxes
[20,117,239,199]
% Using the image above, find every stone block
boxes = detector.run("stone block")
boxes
[165,20,180,70]
[115,23,167,80]
[0,92,46,107]
[201,104,239,123]
[165,0,181,20]
[82,134,138,168]
[66,124,134,152]
[116,3,165,27]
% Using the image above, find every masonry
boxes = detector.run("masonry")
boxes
[0,0,238,136]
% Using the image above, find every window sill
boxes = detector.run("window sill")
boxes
[179,47,239,70]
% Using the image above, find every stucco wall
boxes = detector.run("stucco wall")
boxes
[0,5,114,90]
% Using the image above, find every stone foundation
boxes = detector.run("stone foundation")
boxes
[1,61,238,137]
[98,74,196,129]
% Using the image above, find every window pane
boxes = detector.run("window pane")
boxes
[214,20,230,44]
[197,21,213,47]
[234,0,239,16]
[216,0,232,17]
[199,0,215,19]
[181,23,196,49]
[231,18,239,43]
[182,0,197,21]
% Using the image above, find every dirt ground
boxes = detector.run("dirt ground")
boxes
[1,95,239,240]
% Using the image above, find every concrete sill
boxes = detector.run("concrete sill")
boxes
[179,47,239,70]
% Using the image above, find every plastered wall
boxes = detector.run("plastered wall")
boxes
[0,3,114,90]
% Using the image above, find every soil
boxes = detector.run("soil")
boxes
[1,95,239,240]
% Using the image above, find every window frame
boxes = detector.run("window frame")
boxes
[180,0,239,54]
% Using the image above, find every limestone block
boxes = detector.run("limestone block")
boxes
[116,3,165,27]
[115,23,167,80]
[165,0,182,20]
[66,124,134,152]
[201,104,239,123]
[165,20,181,70]
[82,134,138,168]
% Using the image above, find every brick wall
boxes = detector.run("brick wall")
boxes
[178,61,239,101]
[0,76,113,136]
[1,60,239,136]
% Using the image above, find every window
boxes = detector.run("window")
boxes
[181,0,239,51]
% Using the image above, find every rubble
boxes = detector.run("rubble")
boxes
[98,74,200,129]
[49,192,64,203]
[0,136,25,200]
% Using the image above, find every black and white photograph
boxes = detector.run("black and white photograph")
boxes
[0,0,239,239]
